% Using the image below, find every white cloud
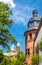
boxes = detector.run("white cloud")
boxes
[0,0,16,8]
[13,12,30,26]
[12,5,32,26]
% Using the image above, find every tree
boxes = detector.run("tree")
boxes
[0,2,16,49]
[37,38,42,52]
[31,39,42,65]
[16,51,26,65]
[0,50,26,65]
[31,54,41,65]
[0,49,4,63]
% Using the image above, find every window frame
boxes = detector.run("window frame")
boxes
[29,33,32,39]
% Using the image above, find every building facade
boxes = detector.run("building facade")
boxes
[24,9,41,65]
[34,19,42,65]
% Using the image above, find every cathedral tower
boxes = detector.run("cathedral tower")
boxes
[16,42,20,52]
[24,9,41,65]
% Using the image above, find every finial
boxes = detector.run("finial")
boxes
[32,7,38,17]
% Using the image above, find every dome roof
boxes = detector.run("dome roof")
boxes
[28,8,41,30]
[29,16,41,22]
[29,8,41,22]
[32,8,38,16]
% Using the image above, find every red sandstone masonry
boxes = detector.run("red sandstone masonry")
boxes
[24,29,38,65]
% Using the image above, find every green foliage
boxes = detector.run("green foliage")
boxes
[0,50,25,65]
[16,51,26,65]
[0,49,4,63]
[31,54,41,65]
[37,39,42,52]
[0,2,16,49]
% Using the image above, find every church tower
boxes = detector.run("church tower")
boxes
[16,42,20,52]
[24,9,41,65]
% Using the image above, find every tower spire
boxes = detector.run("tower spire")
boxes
[16,42,20,52]
[28,8,40,30]
[10,44,15,51]
[32,7,38,17]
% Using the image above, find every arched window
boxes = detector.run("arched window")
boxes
[29,33,32,39]
[26,49,30,57]
[26,35,27,41]
[27,49,30,56]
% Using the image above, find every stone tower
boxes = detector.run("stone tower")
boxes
[16,42,20,52]
[24,9,41,65]
[8,44,15,54]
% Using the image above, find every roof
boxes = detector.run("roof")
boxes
[24,29,38,36]
[29,17,40,22]
[28,9,41,30]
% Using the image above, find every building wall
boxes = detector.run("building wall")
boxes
[34,26,42,65]
[26,41,34,65]
[34,26,42,53]
[25,29,37,65]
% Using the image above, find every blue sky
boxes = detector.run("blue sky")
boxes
[10,0,42,52]
[0,0,42,52]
